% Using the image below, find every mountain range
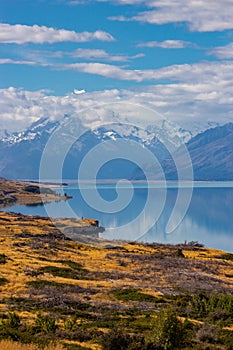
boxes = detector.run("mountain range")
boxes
[0,116,232,181]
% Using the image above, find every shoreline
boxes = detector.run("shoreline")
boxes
[0,178,105,241]
[0,178,69,208]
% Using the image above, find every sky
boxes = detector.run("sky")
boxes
[0,0,233,132]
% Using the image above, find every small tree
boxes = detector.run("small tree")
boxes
[146,309,185,350]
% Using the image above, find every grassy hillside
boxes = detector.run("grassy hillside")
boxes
[1,211,233,349]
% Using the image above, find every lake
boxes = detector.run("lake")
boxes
[4,182,233,252]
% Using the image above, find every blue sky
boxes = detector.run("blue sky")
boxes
[0,0,233,131]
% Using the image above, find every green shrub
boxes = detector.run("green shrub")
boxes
[101,328,153,350]
[0,277,8,286]
[189,292,233,323]
[27,279,69,289]
[0,254,7,264]
[64,315,78,331]
[39,265,88,280]
[6,312,21,328]
[145,309,186,350]
[190,292,209,318]
[35,313,57,333]
[113,288,157,303]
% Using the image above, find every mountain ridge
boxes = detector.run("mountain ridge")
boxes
[0,117,231,181]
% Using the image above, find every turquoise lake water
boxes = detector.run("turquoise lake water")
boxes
[4,182,233,252]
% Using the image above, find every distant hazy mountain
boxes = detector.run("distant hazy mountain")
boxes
[160,122,233,181]
[0,116,231,181]
[185,122,233,180]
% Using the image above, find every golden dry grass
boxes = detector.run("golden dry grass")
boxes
[63,340,101,350]
[0,340,64,350]
[1,209,233,304]
[1,209,233,349]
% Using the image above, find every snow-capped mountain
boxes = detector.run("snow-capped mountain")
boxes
[1,118,59,145]
[0,116,231,180]
[1,117,191,147]
[0,116,186,180]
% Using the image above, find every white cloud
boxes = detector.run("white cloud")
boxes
[18,48,145,63]
[1,57,233,88]
[61,62,147,81]
[137,40,193,49]
[1,56,233,133]
[0,58,50,66]
[58,61,233,88]
[0,23,115,44]
[209,43,233,59]
[108,0,233,32]
[67,0,146,4]
[71,48,143,61]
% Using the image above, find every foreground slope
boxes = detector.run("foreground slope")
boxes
[1,211,233,349]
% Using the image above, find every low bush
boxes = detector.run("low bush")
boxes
[100,328,146,350]
[35,313,57,334]
[0,277,8,285]
[27,279,68,289]
[113,288,157,303]
[6,313,21,329]
[39,265,88,280]
[189,292,233,324]
[0,254,7,264]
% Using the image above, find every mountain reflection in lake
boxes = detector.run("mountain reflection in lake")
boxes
[4,184,233,253]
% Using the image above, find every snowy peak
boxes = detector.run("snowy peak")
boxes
[92,120,192,149]
[1,117,60,145]
[146,120,193,147]
[0,115,232,180]
[0,115,221,150]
